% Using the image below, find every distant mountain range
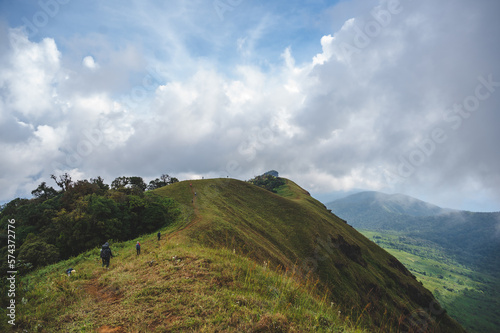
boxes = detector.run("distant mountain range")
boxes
[326,191,500,272]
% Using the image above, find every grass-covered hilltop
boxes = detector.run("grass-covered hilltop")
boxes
[0,175,464,332]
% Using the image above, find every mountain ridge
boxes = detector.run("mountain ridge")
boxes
[1,178,465,332]
[326,190,500,332]
[327,191,457,217]
[326,190,500,271]
[153,178,463,331]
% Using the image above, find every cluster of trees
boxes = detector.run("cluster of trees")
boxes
[247,173,285,193]
[0,173,180,273]
[111,174,179,193]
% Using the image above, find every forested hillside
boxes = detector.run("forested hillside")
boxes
[0,174,180,274]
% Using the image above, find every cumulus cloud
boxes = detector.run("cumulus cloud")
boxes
[0,28,61,118]
[0,0,499,212]
[82,55,98,70]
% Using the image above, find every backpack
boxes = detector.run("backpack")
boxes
[101,248,111,258]
[101,245,111,259]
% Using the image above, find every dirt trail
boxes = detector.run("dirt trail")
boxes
[167,184,202,240]
[82,271,125,332]
[97,325,125,333]
[79,184,202,332]
[85,280,121,305]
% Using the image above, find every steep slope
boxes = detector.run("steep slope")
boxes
[326,191,500,272]
[154,178,464,332]
[327,191,500,332]
[8,238,361,332]
[4,179,465,332]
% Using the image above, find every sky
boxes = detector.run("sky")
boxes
[0,0,499,212]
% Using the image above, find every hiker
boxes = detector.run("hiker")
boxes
[66,268,75,277]
[157,231,161,241]
[136,241,141,255]
[100,242,113,268]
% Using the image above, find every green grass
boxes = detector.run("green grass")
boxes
[6,232,365,332]
[154,179,464,332]
[360,230,500,333]
[0,178,465,332]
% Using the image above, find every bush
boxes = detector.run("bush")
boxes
[18,234,59,269]
[247,175,286,193]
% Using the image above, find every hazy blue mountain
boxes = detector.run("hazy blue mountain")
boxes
[312,189,365,206]
[327,191,500,272]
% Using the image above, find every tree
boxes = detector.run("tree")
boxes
[112,176,146,194]
[51,173,73,192]
[147,178,165,190]
[90,176,110,193]
[147,174,179,190]
[31,182,58,201]
[61,179,102,209]
[18,234,59,269]
[123,193,179,235]
[129,176,147,192]
[111,176,129,190]
[161,174,179,184]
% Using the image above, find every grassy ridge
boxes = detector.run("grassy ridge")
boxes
[155,178,464,332]
[5,231,364,332]
[361,230,500,333]
[2,178,465,332]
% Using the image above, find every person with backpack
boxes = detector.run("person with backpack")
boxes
[136,241,141,255]
[100,242,113,268]
[66,268,75,277]
[157,231,161,241]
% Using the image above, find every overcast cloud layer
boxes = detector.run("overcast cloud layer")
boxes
[0,0,499,211]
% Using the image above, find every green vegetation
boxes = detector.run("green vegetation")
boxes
[328,191,500,332]
[247,174,286,193]
[361,230,500,333]
[0,178,465,332]
[4,234,366,332]
[327,191,500,274]
[0,174,180,274]
[153,178,463,332]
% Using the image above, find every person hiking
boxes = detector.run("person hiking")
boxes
[100,242,113,268]
[136,241,141,255]
[157,231,161,241]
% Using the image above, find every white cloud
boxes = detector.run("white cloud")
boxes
[0,0,499,212]
[82,55,98,70]
[1,28,61,117]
